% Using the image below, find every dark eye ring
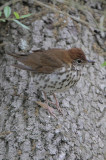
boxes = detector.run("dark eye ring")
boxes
[77,59,82,63]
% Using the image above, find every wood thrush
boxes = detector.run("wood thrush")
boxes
[8,48,95,117]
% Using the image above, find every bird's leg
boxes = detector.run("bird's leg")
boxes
[44,92,63,114]
[52,93,63,114]
[36,92,62,117]
[43,92,57,118]
[44,93,63,114]
[39,91,57,118]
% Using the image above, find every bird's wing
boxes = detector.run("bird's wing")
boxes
[8,49,67,74]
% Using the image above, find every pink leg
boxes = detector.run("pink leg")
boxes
[43,92,57,118]
[53,93,63,114]
[43,93,63,114]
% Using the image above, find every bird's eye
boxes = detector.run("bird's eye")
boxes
[77,59,82,64]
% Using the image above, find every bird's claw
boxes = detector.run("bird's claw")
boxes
[36,101,57,118]
[47,100,63,115]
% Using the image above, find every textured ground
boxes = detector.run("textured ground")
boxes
[0,1,106,160]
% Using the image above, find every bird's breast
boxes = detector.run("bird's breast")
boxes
[33,67,81,94]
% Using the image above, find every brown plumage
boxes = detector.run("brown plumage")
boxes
[8,48,95,117]
[8,48,92,73]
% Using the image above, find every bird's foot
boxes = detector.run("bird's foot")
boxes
[47,100,63,114]
[36,101,57,118]
[55,101,63,114]
[52,93,63,114]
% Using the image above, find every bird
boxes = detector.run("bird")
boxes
[8,48,95,117]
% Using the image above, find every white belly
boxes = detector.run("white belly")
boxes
[33,67,80,94]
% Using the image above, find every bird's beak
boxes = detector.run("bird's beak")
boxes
[87,59,95,65]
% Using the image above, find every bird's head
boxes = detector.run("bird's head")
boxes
[68,48,95,70]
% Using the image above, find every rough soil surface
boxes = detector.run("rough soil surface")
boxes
[0,1,106,160]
